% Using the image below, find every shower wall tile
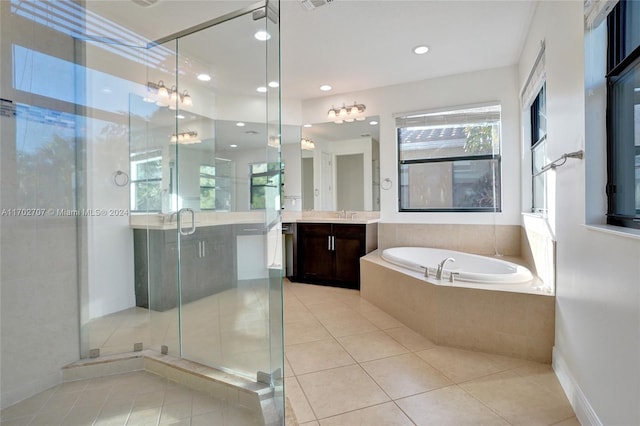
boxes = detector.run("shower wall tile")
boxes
[378,223,521,256]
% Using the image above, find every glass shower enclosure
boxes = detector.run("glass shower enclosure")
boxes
[80,0,283,419]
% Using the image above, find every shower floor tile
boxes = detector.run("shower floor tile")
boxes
[0,371,261,426]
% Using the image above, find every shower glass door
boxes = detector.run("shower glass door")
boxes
[126,2,283,382]
[168,1,283,383]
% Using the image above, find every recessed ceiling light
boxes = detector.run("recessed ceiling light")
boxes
[268,81,279,88]
[303,124,312,128]
[254,30,271,41]
[319,85,332,91]
[257,86,268,93]
[413,45,430,55]
[177,114,185,119]
[369,120,379,125]
[197,73,211,81]
[230,144,238,148]
[236,122,245,127]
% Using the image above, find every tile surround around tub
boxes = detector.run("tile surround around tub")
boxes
[360,256,555,362]
[378,222,522,256]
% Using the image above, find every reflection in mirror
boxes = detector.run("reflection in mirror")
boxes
[300,116,380,211]
[129,95,300,213]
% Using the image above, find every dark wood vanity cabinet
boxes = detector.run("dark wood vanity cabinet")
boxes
[296,222,377,289]
[133,225,235,311]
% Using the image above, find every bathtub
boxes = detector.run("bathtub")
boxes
[381,247,533,284]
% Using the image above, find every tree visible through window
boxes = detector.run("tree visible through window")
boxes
[200,164,216,210]
[249,162,283,210]
[397,104,502,212]
[130,152,162,212]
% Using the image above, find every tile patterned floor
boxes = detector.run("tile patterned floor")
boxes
[0,371,262,426]
[2,279,579,425]
[283,281,579,426]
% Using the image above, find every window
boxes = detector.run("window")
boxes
[130,152,162,212]
[249,162,283,210]
[200,165,216,210]
[397,104,502,211]
[607,0,640,229]
[531,84,547,213]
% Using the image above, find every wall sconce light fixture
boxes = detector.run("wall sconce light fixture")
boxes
[170,130,200,144]
[300,138,315,151]
[327,102,366,123]
[145,80,193,109]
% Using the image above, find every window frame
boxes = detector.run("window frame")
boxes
[249,162,284,210]
[396,105,503,213]
[530,83,547,214]
[606,0,640,229]
[130,153,163,213]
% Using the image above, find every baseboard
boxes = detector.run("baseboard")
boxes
[552,346,602,426]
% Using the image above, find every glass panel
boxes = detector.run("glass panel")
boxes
[610,59,640,218]
[398,105,501,161]
[399,159,500,210]
[173,4,282,392]
[532,139,547,213]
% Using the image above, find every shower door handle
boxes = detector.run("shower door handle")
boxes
[177,208,196,236]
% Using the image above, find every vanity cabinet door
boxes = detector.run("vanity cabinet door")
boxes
[332,224,366,285]
[298,223,334,282]
[296,223,367,289]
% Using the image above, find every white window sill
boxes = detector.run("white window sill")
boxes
[583,224,640,241]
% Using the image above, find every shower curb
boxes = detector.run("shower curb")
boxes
[61,350,283,425]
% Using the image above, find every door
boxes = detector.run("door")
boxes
[298,223,334,282]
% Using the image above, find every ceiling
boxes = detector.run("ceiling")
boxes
[86,0,536,101]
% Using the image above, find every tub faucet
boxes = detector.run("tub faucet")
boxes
[436,257,455,280]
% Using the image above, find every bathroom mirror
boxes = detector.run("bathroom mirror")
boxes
[300,116,380,211]
[129,94,300,212]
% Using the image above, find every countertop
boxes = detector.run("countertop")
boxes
[129,211,380,230]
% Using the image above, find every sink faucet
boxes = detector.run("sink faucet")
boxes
[338,209,346,219]
[435,257,455,280]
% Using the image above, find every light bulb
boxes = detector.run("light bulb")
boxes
[339,106,347,117]
[350,104,359,115]
[328,109,336,120]
[182,91,192,107]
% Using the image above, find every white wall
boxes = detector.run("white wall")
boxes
[519,2,640,425]
[302,65,522,224]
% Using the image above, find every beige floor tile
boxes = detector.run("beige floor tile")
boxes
[222,406,263,426]
[127,406,162,425]
[319,311,380,338]
[284,356,295,377]
[300,421,320,426]
[384,326,436,352]
[284,377,317,423]
[0,416,33,426]
[396,385,511,426]
[286,339,356,375]
[0,389,55,421]
[416,346,514,383]
[359,308,406,330]
[337,330,409,362]
[459,369,575,426]
[159,399,193,424]
[361,353,452,399]
[304,301,355,320]
[285,318,332,346]
[319,402,414,426]
[190,410,225,426]
[297,365,389,419]
[550,417,581,426]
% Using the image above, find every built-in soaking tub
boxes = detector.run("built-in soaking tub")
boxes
[360,248,554,363]
[381,247,534,284]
